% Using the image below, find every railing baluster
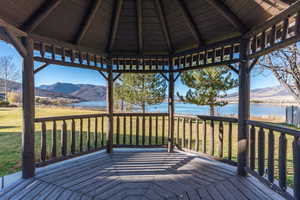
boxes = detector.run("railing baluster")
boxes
[80,118,83,152]
[182,118,186,148]
[202,120,206,153]
[41,122,47,162]
[87,118,91,151]
[218,121,223,158]
[268,129,274,183]
[293,136,300,199]
[279,132,287,191]
[250,125,256,170]
[61,120,67,156]
[130,116,133,145]
[258,127,265,176]
[136,116,139,145]
[116,116,120,145]
[176,117,180,145]
[101,116,104,147]
[142,115,146,145]
[162,116,165,145]
[210,120,214,156]
[123,116,126,145]
[149,116,152,145]
[94,118,98,149]
[71,119,76,154]
[228,122,232,160]
[195,119,199,152]
[52,121,57,158]
[156,116,158,145]
[188,119,192,150]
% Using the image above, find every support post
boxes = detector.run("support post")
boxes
[238,38,250,176]
[22,37,35,178]
[168,61,174,152]
[106,59,114,153]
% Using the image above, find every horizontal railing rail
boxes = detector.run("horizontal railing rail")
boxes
[34,112,169,166]
[246,120,300,199]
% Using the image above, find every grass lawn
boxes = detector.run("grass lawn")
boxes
[0,106,102,176]
[0,106,296,188]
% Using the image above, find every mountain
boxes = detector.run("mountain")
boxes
[227,85,295,103]
[39,82,106,101]
[0,79,81,100]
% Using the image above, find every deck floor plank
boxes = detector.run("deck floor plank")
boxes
[0,149,285,200]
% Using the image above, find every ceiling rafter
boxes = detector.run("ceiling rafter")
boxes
[22,0,64,33]
[136,0,143,54]
[75,0,104,44]
[154,0,173,53]
[203,0,247,33]
[176,0,205,47]
[107,0,124,53]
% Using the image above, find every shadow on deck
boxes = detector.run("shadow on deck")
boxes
[0,149,284,200]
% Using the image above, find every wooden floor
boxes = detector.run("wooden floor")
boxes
[0,149,284,200]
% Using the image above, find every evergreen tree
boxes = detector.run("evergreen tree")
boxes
[178,67,238,116]
[116,73,167,113]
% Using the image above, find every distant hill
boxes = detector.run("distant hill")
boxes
[39,82,106,101]
[227,85,295,103]
[0,79,81,100]
[2,79,295,104]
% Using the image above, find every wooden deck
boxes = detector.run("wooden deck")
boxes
[0,149,284,200]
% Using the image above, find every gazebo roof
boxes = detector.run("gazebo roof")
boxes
[0,0,295,56]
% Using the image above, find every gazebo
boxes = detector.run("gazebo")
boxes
[0,0,300,199]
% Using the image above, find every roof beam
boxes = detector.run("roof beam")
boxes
[203,0,247,33]
[34,63,49,74]
[0,27,27,57]
[75,0,104,44]
[136,0,143,54]
[176,0,205,46]
[22,0,64,33]
[107,0,124,53]
[154,0,173,53]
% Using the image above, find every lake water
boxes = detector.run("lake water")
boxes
[70,101,286,117]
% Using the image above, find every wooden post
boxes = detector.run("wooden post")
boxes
[22,37,35,178]
[168,62,174,152]
[237,38,250,176]
[106,59,114,153]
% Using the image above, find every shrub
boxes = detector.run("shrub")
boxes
[0,101,10,107]
[7,92,22,104]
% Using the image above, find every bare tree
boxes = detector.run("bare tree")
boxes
[257,44,300,104]
[0,56,19,101]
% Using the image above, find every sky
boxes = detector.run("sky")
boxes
[0,41,280,95]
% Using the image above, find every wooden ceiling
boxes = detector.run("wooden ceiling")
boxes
[0,0,295,56]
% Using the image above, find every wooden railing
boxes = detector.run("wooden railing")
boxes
[174,115,300,199]
[34,112,300,199]
[174,114,238,164]
[34,113,168,166]
[246,120,300,199]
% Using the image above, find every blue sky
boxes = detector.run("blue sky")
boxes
[0,41,280,94]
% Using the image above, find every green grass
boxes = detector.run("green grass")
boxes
[0,107,297,188]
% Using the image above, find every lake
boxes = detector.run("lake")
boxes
[70,101,286,117]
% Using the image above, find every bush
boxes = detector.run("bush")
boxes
[0,101,10,107]
[7,92,22,104]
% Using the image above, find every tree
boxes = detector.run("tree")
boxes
[0,56,19,101]
[257,44,300,104]
[114,82,126,111]
[116,73,167,113]
[178,67,238,116]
